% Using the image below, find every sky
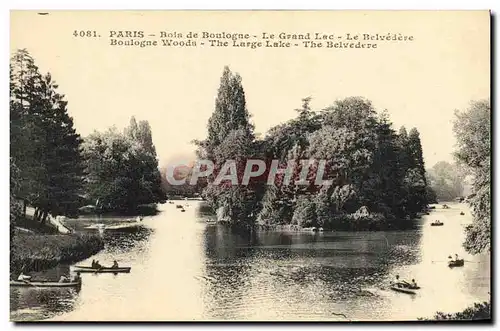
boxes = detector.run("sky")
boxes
[10,11,490,168]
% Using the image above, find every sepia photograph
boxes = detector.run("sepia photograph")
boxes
[8,10,491,322]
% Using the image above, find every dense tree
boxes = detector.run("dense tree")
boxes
[427,161,465,201]
[82,119,164,213]
[198,71,432,231]
[10,49,84,223]
[453,100,491,254]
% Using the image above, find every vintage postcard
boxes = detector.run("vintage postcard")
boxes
[9,10,491,322]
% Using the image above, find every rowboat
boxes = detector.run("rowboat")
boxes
[430,222,444,226]
[10,280,81,288]
[448,259,465,267]
[390,285,420,295]
[71,265,131,273]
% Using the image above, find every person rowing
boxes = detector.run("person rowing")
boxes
[393,275,411,288]
[71,272,82,283]
[111,260,119,269]
[94,260,103,269]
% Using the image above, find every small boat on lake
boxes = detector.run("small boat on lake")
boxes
[71,265,131,273]
[431,221,444,226]
[10,280,81,288]
[448,259,465,268]
[390,285,420,295]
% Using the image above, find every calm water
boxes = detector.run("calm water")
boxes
[10,201,490,321]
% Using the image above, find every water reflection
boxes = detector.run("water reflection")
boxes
[10,286,79,322]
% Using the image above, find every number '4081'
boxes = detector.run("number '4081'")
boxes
[73,30,99,37]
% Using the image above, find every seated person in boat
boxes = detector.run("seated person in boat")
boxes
[17,272,32,282]
[409,279,418,289]
[393,275,411,288]
[71,272,82,283]
[94,260,103,269]
[59,275,70,283]
[454,254,460,261]
[111,260,119,268]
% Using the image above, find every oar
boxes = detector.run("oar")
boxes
[21,280,41,289]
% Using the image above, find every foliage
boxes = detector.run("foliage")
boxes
[82,117,165,213]
[420,301,491,321]
[453,100,490,254]
[198,69,432,231]
[195,66,260,228]
[10,49,84,223]
[427,161,465,201]
[10,231,104,275]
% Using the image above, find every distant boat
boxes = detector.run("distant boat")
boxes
[71,265,131,273]
[431,221,444,226]
[448,259,465,268]
[460,212,465,215]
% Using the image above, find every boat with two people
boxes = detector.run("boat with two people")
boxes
[72,259,131,273]
[390,275,420,295]
[430,220,444,226]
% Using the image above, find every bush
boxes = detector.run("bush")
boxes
[419,301,491,321]
[11,232,104,276]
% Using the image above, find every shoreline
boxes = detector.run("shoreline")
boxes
[10,230,104,277]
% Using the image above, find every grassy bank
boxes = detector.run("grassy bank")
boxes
[419,301,491,321]
[10,231,104,277]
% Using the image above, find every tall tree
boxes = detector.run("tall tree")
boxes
[203,66,254,159]
[453,99,491,254]
[10,49,84,222]
[196,66,257,229]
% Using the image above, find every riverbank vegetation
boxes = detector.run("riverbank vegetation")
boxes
[10,229,104,276]
[195,66,433,231]
[420,301,491,321]
[453,99,491,254]
[426,161,467,202]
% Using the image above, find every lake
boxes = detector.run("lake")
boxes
[10,201,490,321]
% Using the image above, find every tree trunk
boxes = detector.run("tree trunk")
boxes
[34,208,40,222]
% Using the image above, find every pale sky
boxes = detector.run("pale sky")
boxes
[10,11,490,168]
